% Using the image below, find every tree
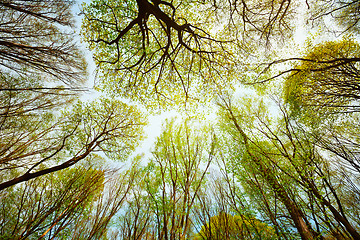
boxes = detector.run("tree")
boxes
[0,164,105,240]
[142,119,216,239]
[65,163,140,240]
[81,0,245,108]
[0,73,78,177]
[81,0,360,109]
[110,119,217,239]
[0,158,142,240]
[283,37,360,115]
[0,97,146,191]
[217,96,319,240]
[0,0,87,85]
[0,2,148,239]
[3,0,360,239]
[195,212,276,240]
[217,93,360,239]
[282,36,360,216]
[308,0,360,34]
[191,167,282,240]
[113,164,156,240]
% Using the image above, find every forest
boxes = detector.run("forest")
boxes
[0,0,359,239]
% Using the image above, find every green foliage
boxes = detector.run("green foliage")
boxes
[61,97,147,161]
[111,119,217,239]
[0,0,87,84]
[217,90,360,239]
[0,165,105,240]
[3,0,360,239]
[284,37,360,119]
[195,212,277,240]
[309,0,360,34]
[81,0,243,109]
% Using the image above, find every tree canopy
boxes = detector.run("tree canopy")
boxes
[1,0,360,239]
